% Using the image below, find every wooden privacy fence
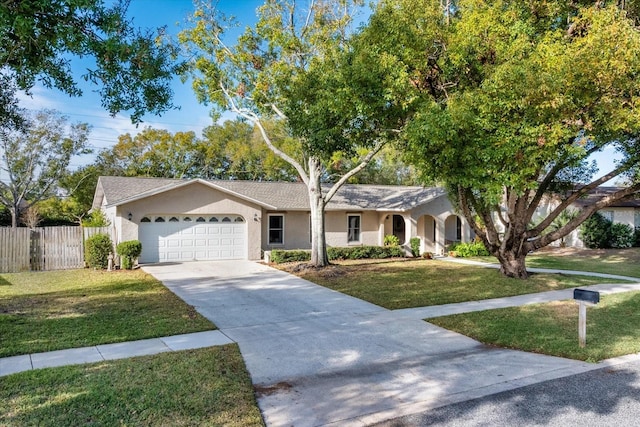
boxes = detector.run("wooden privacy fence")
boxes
[0,226,112,273]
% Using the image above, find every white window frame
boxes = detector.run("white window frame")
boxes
[600,210,614,222]
[347,214,361,244]
[268,214,285,245]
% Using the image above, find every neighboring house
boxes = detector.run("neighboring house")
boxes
[566,187,640,248]
[528,186,640,248]
[91,176,471,263]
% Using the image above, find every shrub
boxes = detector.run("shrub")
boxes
[449,241,490,257]
[270,249,310,263]
[610,223,635,249]
[82,210,110,227]
[327,245,404,260]
[116,240,143,270]
[409,237,421,257]
[384,234,400,246]
[269,246,405,264]
[634,227,640,247]
[580,212,612,249]
[85,233,113,269]
[580,212,635,249]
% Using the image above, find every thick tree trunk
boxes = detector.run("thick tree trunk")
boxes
[308,158,329,267]
[496,250,529,279]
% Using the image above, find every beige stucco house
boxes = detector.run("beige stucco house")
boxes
[91,176,471,263]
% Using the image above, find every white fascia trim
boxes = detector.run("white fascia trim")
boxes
[106,178,278,210]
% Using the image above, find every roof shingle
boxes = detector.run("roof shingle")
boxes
[95,176,446,212]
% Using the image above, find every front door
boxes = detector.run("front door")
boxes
[393,214,405,245]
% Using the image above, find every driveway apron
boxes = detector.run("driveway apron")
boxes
[143,261,593,427]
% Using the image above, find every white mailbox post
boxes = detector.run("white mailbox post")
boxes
[573,289,600,348]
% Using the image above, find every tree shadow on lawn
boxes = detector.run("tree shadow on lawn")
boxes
[0,346,263,427]
[0,287,212,357]
[376,364,640,426]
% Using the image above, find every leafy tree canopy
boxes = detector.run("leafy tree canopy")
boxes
[0,110,90,227]
[179,0,408,266]
[355,0,640,277]
[0,0,184,124]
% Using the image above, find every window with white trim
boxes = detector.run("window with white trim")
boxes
[600,210,614,222]
[268,214,284,245]
[347,214,361,243]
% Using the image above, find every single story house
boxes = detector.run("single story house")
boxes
[561,187,640,248]
[91,176,472,263]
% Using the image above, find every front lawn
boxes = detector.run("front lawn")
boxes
[429,291,640,362]
[0,345,264,427]
[471,247,640,278]
[0,269,214,357]
[294,260,620,310]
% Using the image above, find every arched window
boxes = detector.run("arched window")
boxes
[183,217,192,222]
[234,216,245,223]
[154,217,165,222]
[140,217,151,223]
[222,217,231,222]
[169,217,179,222]
[196,217,206,222]
[209,217,219,222]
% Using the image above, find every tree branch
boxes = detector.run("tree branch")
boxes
[530,161,634,236]
[324,139,386,202]
[534,183,640,248]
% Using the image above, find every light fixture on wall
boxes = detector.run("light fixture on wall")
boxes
[127,212,133,221]
[254,213,260,222]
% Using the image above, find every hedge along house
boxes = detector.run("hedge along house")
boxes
[91,176,472,263]
[561,187,640,248]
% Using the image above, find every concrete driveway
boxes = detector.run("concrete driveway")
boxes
[143,261,596,427]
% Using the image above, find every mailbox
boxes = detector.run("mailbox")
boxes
[573,289,600,304]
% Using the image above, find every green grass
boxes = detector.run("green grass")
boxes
[0,269,214,357]
[470,247,640,278]
[0,345,264,427]
[295,259,622,310]
[429,291,640,362]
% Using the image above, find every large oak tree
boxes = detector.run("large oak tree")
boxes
[362,0,640,278]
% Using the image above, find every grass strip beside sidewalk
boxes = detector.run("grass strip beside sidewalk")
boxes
[0,345,264,427]
[0,269,214,358]
[429,290,640,362]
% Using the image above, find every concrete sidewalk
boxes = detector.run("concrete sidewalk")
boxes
[396,281,640,319]
[0,330,232,377]
[441,256,640,282]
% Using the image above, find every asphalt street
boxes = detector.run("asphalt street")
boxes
[372,359,640,427]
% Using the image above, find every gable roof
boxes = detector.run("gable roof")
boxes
[571,186,640,208]
[93,176,447,212]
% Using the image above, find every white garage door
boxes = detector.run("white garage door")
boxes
[138,215,246,263]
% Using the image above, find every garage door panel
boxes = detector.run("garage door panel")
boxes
[139,215,246,263]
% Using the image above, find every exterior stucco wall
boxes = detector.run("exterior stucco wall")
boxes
[263,210,383,250]
[612,208,635,228]
[114,182,263,260]
[410,195,470,255]
[262,211,310,251]
[326,211,380,247]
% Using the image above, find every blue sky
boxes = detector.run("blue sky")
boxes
[18,0,265,168]
[17,0,620,182]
